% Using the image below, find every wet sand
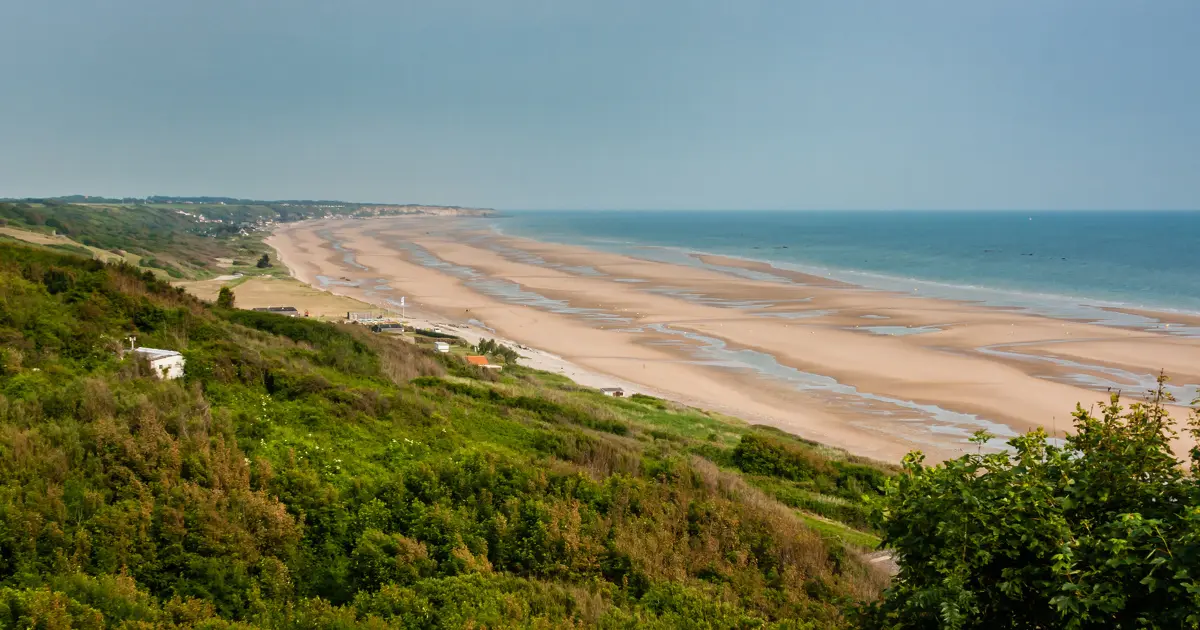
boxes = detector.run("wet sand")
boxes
[268,217,1200,461]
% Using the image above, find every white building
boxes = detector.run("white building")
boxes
[133,348,185,380]
[434,341,450,353]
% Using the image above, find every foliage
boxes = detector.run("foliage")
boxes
[140,255,185,278]
[734,434,889,502]
[257,254,272,268]
[472,338,520,363]
[0,242,886,628]
[47,242,94,257]
[413,328,461,341]
[217,286,236,309]
[861,382,1200,629]
[0,201,269,279]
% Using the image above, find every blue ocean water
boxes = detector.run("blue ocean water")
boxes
[488,210,1200,316]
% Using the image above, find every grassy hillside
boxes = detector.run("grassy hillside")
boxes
[0,201,271,280]
[0,242,891,628]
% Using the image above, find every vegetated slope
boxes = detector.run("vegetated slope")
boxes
[0,243,890,628]
[0,201,269,279]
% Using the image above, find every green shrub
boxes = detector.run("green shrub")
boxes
[733,434,834,482]
[862,387,1200,628]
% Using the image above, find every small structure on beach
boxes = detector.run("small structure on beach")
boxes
[599,388,625,398]
[464,355,501,370]
[133,348,186,380]
[434,341,450,353]
[253,306,300,317]
[371,323,405,334]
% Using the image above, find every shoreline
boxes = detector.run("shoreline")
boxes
[262,224,684,408]
[266,216,1200,462]
[486,213,1200,323]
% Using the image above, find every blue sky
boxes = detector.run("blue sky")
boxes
[2,1,1198,210]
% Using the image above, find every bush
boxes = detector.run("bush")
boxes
[862,384,1200,628]
[216,286,235,308]
[473,338,520,363]
[733,434,834,482]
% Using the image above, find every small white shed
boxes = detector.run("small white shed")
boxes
[434,341,451,353]
[133,348,186,380]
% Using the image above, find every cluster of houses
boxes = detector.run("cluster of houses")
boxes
[122,331,630,397]
[171,209,224,224]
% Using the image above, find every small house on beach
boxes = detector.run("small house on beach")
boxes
[465,355,502,370]
[133,348,185,380]
[599,388,625,397]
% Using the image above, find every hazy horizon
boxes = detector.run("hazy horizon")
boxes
[11,198,1199,213]
[2,1,1199,210]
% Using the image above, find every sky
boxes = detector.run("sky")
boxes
[1,1,1198,210]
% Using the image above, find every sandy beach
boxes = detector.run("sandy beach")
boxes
[265,216,1200,462]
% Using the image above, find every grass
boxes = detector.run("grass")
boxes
[0,225,132,264]
[0,200,275,279]
[798,513,882,549]
[176,275,376,318]
[597,392,748,446]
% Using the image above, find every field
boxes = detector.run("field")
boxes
[0,225,135,264]
[177,275,378,319]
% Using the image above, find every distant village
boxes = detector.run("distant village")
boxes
[162,201,495,237]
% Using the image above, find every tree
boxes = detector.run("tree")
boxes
[217,286,235,309]
[862,379,1200,629]
[473,338,520,363]
[44,217,68,234]
[257,253,271,268]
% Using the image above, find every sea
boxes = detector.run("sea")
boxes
[486,210,1200,325]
